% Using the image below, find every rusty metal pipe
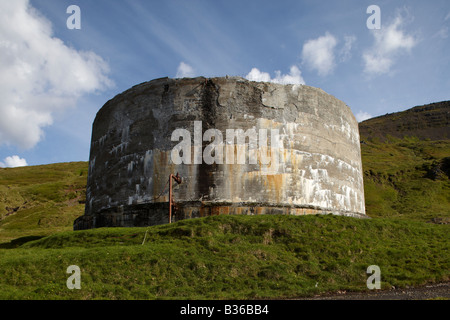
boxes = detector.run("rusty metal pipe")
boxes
[169,173,182,223]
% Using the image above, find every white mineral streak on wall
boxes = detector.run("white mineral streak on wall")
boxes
[235,114,364,213]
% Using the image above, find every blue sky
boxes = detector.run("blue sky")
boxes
[0,0,449,167]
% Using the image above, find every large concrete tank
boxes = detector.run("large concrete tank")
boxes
[74,77,366,230]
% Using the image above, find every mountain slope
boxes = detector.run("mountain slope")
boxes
[359,101,450,221]
[0,162,88,244]
[359,100,449,141]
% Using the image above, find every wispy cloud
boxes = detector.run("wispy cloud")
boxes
[126,1,242,76]
[339,35,357,62]
[245,65,305,85]
[0,0,112,149]
[363,11,417,75]
[434,26,448,39]
[434,12,450,39]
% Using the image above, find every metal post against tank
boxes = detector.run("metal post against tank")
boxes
[169,172,182,224]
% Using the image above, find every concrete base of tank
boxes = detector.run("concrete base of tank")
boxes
[73,201,367,230]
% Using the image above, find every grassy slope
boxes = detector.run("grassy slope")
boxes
[0,162,88,244]
[0,155,448,299]
[361,137,450,221]
[0,214,448,299]
[359,101,450,221]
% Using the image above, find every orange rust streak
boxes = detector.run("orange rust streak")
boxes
[266,174,283,202]
[211,207,220,216]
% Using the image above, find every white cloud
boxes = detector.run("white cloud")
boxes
[272,66,306,85]
[176,62,195,78]
[0,155,28,168]
[0,0,112,150]
[301,32,337,76]
[355,111,373,122]
[363,13,417,75]
[245,65,305,85]
[246,68,271,83]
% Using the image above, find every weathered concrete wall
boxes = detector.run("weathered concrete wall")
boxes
[74,77,366,230]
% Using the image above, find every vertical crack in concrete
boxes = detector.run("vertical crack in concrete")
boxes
[197,79,219,200]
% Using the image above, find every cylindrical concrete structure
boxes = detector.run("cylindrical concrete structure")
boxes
[74,77,366,230]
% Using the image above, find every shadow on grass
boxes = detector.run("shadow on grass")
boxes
[0,236,45,249]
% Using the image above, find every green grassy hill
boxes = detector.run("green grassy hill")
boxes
[359,101,450,222]
[0,162,88,244]
[0,102,448,299]
[0,214,448,299]
[361,137,449,222]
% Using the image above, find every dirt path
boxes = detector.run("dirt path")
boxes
[306,282,449,300]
